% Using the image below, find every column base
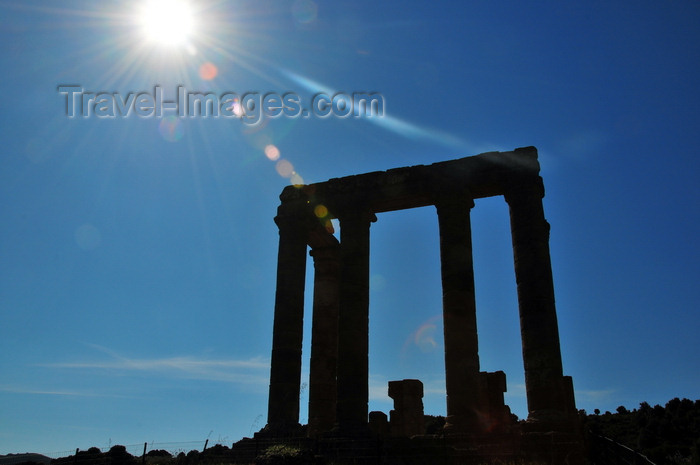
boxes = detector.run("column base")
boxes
[443,412,483,435]
[522,430,586,465]
[327,422,373,439]
[524,410,581,434]
[255,422,306,439]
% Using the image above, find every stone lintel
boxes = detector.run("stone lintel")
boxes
[278,147,540,219]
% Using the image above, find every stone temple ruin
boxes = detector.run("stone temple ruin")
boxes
[257,147,583,463]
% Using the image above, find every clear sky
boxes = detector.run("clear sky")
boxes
[1,0,699,457]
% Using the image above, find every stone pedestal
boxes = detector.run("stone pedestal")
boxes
[480,371,513,432]
[388,379,425,438]
[368,411,389,437]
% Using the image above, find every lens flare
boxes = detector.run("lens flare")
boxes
[370,274,387,291]
[158,116,184,142]
[290,172,304,186]
[402,315,442,356]
[275,159,294,178]
[264,144,280,161]
[291,0,318,24]
[199,62,218,80]
[228,98,243,118]
[314,204,328,218]
[75,224,102,251]
[322,219,334,233]
[414,323,438,352]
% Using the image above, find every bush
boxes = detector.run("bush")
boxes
[255,445,311,465]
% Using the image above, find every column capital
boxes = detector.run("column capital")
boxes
[503,177,545,205]
[275,205,311,231]
[434,195,475,211]
[309,243,341,259]
[275,201,333,247]
[432,186,475,210]
[336,208,377,225]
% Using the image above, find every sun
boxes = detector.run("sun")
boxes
[138,0,195,47]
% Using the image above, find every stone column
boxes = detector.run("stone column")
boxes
[505,179,575,426]
[307,244,341,436]
[266,212,308,433]
[435,198,482,433]
[335,209,375,434]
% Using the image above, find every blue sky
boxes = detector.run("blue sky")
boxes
[1,0,699,456]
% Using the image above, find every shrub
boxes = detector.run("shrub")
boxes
[255,445,311,465]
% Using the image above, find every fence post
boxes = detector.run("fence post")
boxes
[202,439,208,452]
[142,442,147,464]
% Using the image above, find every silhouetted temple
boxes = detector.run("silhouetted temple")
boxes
[255,147,583,463]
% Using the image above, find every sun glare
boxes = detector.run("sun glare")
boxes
[138,0,194,47]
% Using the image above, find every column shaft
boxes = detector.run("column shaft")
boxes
[308,244,341,436]
[335,211,374,434]
[436,199,481,432]
[267,216,308,431]
[505,180,573,421]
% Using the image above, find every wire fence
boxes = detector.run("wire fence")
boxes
[31,431,592,464]
[40,439,216,460]
[37,435,567,464]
